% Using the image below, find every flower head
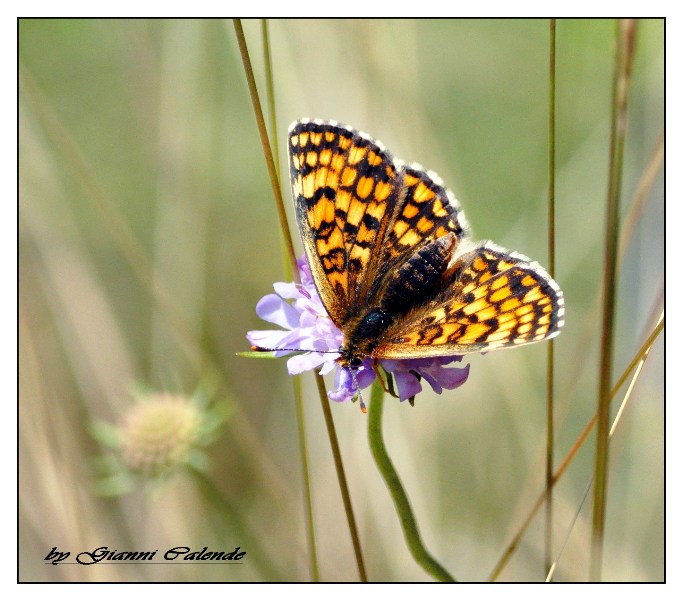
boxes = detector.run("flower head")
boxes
[91,388,229,496]
[119,393,203,475]
[247,257,471,404]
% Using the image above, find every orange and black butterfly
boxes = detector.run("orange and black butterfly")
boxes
[288,118,564,369]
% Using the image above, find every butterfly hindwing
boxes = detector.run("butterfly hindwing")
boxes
[374,242,565,358]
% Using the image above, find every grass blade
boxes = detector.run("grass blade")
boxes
[545,17,557,577]
[591,19,637,581]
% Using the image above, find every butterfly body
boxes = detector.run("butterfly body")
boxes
[339,233,459,365]
[288,119,564,367]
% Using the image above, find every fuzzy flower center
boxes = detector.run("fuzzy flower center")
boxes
[119,394,202,474]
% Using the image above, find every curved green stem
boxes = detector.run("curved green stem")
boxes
[367,382,456,582]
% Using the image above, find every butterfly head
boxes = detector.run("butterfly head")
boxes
[337,345,363,368]
[336,307,394,369]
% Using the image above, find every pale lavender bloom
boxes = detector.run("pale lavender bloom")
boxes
[247,258,342,377]
[247,257,471,404]
[382,357,470,402]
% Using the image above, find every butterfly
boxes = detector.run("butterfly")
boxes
[287,118,564,369]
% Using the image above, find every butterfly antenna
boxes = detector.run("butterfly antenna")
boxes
[251,345,340,354]
[251,343,367,411]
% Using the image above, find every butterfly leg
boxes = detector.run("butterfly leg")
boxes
[371,360,389,392]
[371,359,400,399]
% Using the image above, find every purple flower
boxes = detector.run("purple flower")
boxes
[247,257,471,405]
[247,258,343,377]
[382,357,470,401]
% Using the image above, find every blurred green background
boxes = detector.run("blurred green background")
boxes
[19,18,664,582]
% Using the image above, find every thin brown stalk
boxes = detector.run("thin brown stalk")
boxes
[555,320,663,485]
[546,311,663,581]
[257,19,319,580]
[539,133,663,491]
[259,19,294,282]
[591,19,637,581]
[545,17,557,577]
[314,374,368,581]
[261,19,281,182]
[232,19,298,280]
[293,375,320,581]
[617,131,664,269]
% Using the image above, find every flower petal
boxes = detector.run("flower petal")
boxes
[273,281,300,300]
[246,328,294,350]
[255,294,300,329]
[319,359,340,375]
[327,364,377,403]
[393,370,423,401]
[287,352,327,375]
[432,362,470,390]
[328,368,356,402]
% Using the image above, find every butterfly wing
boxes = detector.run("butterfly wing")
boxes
[380,163,470,272]
[289,119,400,326]
[289,119,470,328]
[373,242,565,358]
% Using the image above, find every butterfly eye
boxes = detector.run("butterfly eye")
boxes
[349,357,363,367]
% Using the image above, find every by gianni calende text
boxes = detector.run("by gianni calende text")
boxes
[45,546,246,565]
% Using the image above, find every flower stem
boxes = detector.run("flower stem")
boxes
[314,373,367,581]
[367,381,456,582]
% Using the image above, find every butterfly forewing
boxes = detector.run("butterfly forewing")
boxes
[289,120,470,328]
[380,165,470,272]
[289,120,401,326]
